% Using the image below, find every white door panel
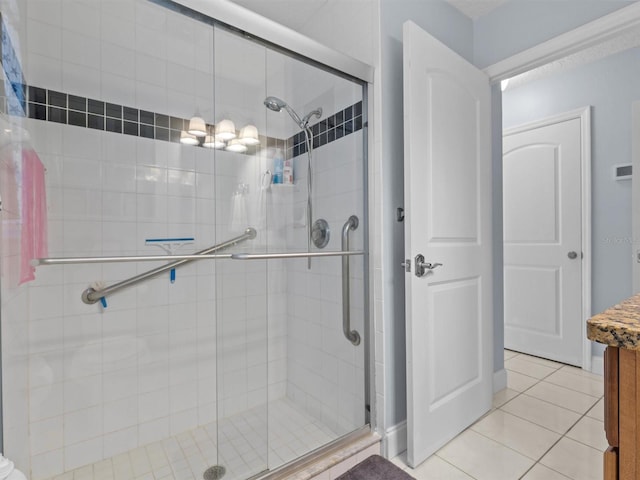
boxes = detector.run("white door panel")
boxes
[503,117,582,365]
[504,145,559,244]
[403,21,492,468]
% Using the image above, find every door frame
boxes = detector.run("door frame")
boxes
[483,4,639,375]
[503,107,592,371]
[632,101,640,293]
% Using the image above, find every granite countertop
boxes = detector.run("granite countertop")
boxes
[587,293,640,350]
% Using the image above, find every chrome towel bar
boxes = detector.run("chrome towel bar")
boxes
[230,251,363,260]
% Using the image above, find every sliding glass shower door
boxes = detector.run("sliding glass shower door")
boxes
[0,2,367,480]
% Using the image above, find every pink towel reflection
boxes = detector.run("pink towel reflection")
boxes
[19,149,47,285]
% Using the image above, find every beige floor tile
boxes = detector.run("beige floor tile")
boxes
[560,364,603,381]
[540,437,602,480]
[437,430,534,480]
[526,381,600,414]
[411,455,473,479]
[506,370,538,392]
[586,398,604,422]
[515,354,564,370]
[522,464,572,479]
[504,350,519,361]
[501,394,581,434]
[566,416,608,451]
[545,369,604,397]
[492,388,519,409]
[506,357,558,379]
[471,410,561,459]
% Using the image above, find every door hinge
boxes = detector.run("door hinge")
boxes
[396,207,404,222]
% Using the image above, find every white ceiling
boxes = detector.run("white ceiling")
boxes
[446,0,509,19]
[229,0,507,30]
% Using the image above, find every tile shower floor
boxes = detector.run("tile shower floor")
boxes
[392,350,606,480]
[45,398,337,480]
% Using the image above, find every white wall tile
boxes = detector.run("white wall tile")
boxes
[62,0,100,38]
[64,405,103,446]
[26,53,63,91]
[30,449,64,480]
[30,416,64,455]
[27,0,62,26]
[62,62,101,99]
[135,25,167,60]
[101,73,137,107]
[135,53,167,88]
[102,367,137,403]
[62,30,101,70]
[63,374,102,413]
[103,426,138,458]
[101,14,135,49]
[30,382,64,422]
[27,18,62,59]
[104,396,138,433]
[101,42,135,80]
[64,436,103,471]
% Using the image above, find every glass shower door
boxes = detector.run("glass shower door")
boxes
[213,25,270,480]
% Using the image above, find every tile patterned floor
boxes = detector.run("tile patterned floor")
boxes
[46,398,336,480]
[392,350,605,480]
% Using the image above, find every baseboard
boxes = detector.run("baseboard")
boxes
[590,355,604,376]
[382,421,407,459]
[493,368,507,392]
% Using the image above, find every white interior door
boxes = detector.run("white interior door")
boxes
[503,114,584,366]
[403,21,493,468]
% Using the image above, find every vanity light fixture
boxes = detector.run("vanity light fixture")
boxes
[180,130,199,145]
[215,119,236,141]
[203,134,225,149]
[225,138,248,153]
[187,116,207,137]
[238,124,260,145]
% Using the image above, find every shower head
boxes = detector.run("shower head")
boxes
[263,96,321,129]
[264,96,287,112]
[301,108,322,126]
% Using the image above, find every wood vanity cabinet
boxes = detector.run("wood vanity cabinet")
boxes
[586,293,640,479]
[603,345,640,480]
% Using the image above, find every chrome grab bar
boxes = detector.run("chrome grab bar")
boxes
[230,251,363,260]
[342,216,360,346]
[33,228,257,304]
[82,227,256,304]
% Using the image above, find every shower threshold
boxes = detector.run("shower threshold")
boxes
[43,398,339,480]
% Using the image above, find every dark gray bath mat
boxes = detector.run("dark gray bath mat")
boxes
[335,455,416,480]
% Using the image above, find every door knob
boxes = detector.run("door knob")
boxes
[415,254,443,277]
[568,251,578,259]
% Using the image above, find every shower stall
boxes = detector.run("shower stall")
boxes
[0,1,370,479]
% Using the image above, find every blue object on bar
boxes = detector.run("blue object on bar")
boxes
[145,237,194,243]
[170,268,176,283]
[100,297,107,308]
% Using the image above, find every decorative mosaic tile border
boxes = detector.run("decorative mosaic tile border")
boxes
[0,14,363,157]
